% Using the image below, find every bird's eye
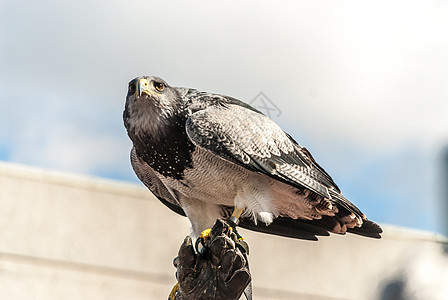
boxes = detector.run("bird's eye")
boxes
[128,83,136,94]
[153,81,165,92]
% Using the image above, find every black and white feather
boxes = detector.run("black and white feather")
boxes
[123,76,382,240]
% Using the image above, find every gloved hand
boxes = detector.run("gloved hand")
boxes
[173,219,251,300]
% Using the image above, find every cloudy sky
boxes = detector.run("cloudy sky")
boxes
[1,0,447,234]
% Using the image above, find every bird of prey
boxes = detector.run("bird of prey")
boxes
[123,76,382,241]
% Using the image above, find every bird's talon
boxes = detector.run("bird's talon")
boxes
[196,220,241,255]
[195,227,213,255]
[224,216,248,254]
[200,228,212,240]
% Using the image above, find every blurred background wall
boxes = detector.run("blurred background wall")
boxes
[1,162,447,300]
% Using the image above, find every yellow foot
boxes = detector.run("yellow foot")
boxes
[196,228,213,254]
[200,228,212,240]
[196,208,246,254]
[199,226,233,243]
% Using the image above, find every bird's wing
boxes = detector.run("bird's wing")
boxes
[185,104,382,237]
[130,147,186,217]
[185,103,338,199]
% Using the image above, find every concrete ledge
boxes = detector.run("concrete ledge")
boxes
[1,162,447,299]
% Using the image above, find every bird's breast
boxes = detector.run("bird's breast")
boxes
[158,147,250,206]
[132,123,196,180]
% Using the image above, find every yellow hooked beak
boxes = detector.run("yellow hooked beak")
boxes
[137,78,150,97]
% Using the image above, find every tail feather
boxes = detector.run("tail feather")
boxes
[239,216,330,241]
[239,215,382,240]
[347,219,383,238]
[328,189,364,223]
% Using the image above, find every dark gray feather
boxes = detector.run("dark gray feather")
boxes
[185,104,333,199]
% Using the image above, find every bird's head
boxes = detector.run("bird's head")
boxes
[124,76,185,136]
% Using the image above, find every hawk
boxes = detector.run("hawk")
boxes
[123,76,382,241]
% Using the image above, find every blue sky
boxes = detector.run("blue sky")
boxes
[1,0,447,234]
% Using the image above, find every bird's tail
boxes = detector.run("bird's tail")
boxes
[239,203,382,241]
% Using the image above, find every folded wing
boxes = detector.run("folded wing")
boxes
[185,103,382,238]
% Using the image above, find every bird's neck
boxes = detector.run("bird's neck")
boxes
[124,99,184,138]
